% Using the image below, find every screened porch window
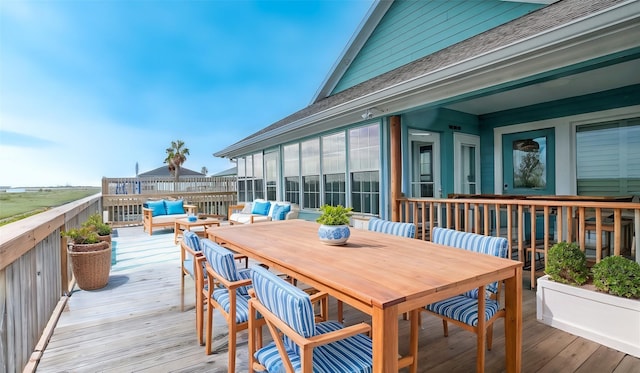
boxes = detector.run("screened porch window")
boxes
[301,139,320,209]
[349,124,380,214]
[576,118,640,196]
[283,143,300,204]
[322,132,346,207]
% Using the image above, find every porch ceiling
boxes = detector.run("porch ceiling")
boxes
[444,58,640,115]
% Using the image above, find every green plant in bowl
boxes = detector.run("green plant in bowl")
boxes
[316,205,353,226]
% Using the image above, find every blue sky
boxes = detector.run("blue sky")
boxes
[0,0,373,187]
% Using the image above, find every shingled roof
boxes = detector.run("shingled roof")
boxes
[217,0,626,154]
[138,166,204,178]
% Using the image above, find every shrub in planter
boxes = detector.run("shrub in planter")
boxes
[592,256,640,299]
[84,213,112,237]
[545,241,589,285]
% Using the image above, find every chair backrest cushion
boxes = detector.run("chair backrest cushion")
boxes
[432,227,508,294]
[368,217,416,238]
[182,231,202,252]
[202,239,249,295]
[250,265,316,341]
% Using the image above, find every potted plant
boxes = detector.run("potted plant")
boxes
[316,204,353,245]
[62,219,112,290]
[537,241,640,358]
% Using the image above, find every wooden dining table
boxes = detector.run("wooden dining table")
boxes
[207,219,523,373]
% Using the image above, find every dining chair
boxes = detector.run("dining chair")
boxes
[368,217,416,238]
[422,227,508,373]
[180,231,203,312]
[247,264,373,373]
[201,239,254,372]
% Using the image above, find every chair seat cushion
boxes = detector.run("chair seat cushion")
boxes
[212,288,252,323]
[425,295,500,327]
[255,321,373,373]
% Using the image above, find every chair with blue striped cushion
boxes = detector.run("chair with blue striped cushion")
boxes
[248,265,373,373]
[201,239,254,372]
[423,227,509,373]
[180,231,203,312]
[180,231,210,345]
[368,217,416,238]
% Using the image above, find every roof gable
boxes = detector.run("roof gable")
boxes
[315,0,546,102]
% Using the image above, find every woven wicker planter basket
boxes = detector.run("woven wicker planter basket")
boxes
[68,240,111,290]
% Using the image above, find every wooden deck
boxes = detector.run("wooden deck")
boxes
[35,226,640,373]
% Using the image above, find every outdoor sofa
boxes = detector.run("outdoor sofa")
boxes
[228,199,299,224]
[142,198,197,235]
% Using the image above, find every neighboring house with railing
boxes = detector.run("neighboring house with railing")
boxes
[213,0,640,260]
[102,165,237,226]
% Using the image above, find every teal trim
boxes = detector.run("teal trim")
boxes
[401,108,481,198]
[480,85,640,128]
[333,0,544,94]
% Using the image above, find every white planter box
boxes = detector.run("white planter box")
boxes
[536,275,640,358]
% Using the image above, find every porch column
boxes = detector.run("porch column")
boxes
[390,115,402,222]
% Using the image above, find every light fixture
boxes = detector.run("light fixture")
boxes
[361,107,382,120]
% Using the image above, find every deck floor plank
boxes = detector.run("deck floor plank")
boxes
[34,226,640,373]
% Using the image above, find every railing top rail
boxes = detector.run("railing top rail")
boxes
[0,193,102,270]
[398,196,640,209]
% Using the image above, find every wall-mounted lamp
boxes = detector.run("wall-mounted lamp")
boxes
[361,107,382,120]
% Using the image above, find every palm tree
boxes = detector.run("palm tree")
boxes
[164,140,190,182]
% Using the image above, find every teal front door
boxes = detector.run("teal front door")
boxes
[502,128,556,241]
[502,128,555,196]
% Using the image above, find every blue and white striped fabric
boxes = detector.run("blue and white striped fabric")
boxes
[202,239,249,296]
[431,227,508,294]
[251,265,373,372]
[425,295,500,327]
[368,217,416,238]
[212,287,252,323]
[427,227,508,325]
[183,231,202,252]
[182,231,202,278]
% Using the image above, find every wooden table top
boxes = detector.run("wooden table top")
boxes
[208,220,522,311]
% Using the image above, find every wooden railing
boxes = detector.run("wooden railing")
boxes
[0,194,102,373]
[396,196,639,287]
[102,176,237,226]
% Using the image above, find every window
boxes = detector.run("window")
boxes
[577,118,640,195]
[253,153,264,200]
[301,139,320,209]
[265,151,278,201]
[349,124,380,214]
[322,133,346,206]
[283,143,300,204]
[237,157,247,202]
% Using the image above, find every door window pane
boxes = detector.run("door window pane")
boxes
[512,137,546,189]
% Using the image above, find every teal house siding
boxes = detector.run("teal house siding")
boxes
[400,108,480,198]
[478,84,640,194]
[332,0,544,94]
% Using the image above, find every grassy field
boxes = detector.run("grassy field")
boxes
[0,187,101,226]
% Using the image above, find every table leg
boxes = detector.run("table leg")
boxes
[504,266,523,373]
[372,305,399,372]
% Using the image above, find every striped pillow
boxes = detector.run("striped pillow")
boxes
[368,217,416,238]
[250,265,316,349]
[431,227,508,294]
[201,239,249,295]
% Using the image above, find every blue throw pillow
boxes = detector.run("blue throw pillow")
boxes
[271,204,291,220]
[146,200,167,217]
[165,199,185,215]
[251,201,271,216]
